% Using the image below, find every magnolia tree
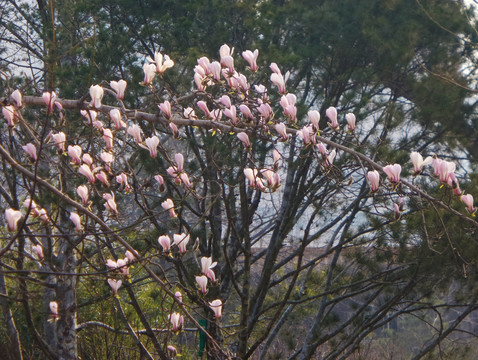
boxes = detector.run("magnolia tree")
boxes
[1,45,478,360]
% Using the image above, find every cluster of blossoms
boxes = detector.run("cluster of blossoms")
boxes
[2,42,477,358]
[366,151,475,216]
[195,257,222,319]
[157,233,190,254]
[143,50,175,84]
[165,153,193,189]
[106,250,136,295]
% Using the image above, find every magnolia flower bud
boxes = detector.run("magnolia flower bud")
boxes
[89,85,104,108]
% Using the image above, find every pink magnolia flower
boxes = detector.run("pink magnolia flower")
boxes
[101,152,114,167]
[22,143,37,161]
[55,101,64,120]
[141,136,160,158]
[197,101,211,118]
[167,345,177,355]
[24,198,40,216]
[110,79,127,100]
[162,198,177,218]
[237,132,251,148]
[5,208,22,232]
[196,275,208,294]
[11,89,22,108]
[102,129,114,150]
[89,85,104,108]
[194,72,206,91]
[95,171,110,186]
[51,132,66,151]
[410,151,433,175]
[113,258,129,276]
[169,122,179,138]
[270,62,281,74]
[222,68,238,86]
[275,123,289,141]
[239,104,254,120]
[448,172,462,196]
[175,153,184,173]
[125,250,135,263]
[109,109,126,130]
[32,244,44,260]
[93,120,105,131]
[270,63,289,94]
[2,105,16,126]
[326,150,336,167]
[167,166,179,182]
[81,109,97,124]
[270,72,287,94]
[77,185,89,205]
[127,125,143,143]
[255,84,267,93]
[316,142,328,159]
[159,101,172,120]
[82,153,93,166]
[280,94,297,122]
[242,49,259,71]
[244,168,256,188]
[257,103,273,120]
[383,164,401,184]
[116,173,131,192]
[103,193,118,214]
[168,312,184,332]
[224,106,237,124]
[325,107,339,130]
[201,257,217,282]
[220,44,234,60]
[68,145,82,164]
[346,113,356,132]
[148,50,174,74]
[244,168,265,190]
[222,55,235,73]
[197,57,210,73]
[234,73,249,92]
[107,279,122,294]
[261,169,280,189]
[183,107,196,120]
[273,149,281,168]
[173,233,190,254]
[79,164,95,183]
[155,175,165,192]
[297,126,315,145]
[462,194,475,213]
[175,291,183,304]
[49,301,59,318]
[394,203,401,220]
[208,61,222,80]
[37,208,49,223]
[220,95,232,108]
[209,299,223,319]
[158,235,172,252]
[179,173,192,188]
[42,91,57,112]
[434,159,456,183]
[69,212,82,232]
[106,259,118,269]
[308,110,321,130]
[143,63,157,84]
[367,170,380,193]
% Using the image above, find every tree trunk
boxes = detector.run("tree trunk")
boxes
[55,241,77,360]
[0,272,23,360]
